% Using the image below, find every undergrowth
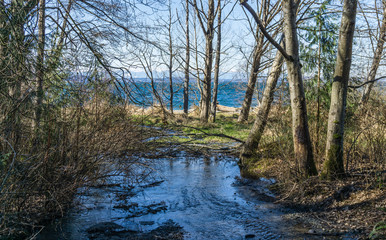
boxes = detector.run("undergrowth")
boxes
[0,104,155,239]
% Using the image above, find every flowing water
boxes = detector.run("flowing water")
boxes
[37,151,315,240]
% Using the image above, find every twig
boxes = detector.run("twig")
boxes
[0,136,17,192]
[239,0,292,62]
[348,76,386,89]
[28,226,45,240]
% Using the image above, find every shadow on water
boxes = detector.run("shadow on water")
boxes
[37,151,345,240]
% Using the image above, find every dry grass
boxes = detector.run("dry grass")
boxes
[261,89,386,238]
[0,103,156,238]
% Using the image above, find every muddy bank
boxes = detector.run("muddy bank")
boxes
[275,176,385,240]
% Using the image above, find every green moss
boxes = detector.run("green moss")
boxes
[239,157,274,179]
[321,144,344,180]
[174,116,252,144]
[333,133,341,139]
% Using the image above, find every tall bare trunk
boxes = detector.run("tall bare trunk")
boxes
[193,11,203,111]
[361,5,386,105]
[238,37,264,123]
[0,0,5,64]
[323,0,357,179]
[283,0,317,178]
[238,0,281,123]
[315,24,322,155]
[210,0,222,123]
[183,0,190,115]
[0,0,7,144]
[35,0,46,132]
[167,5,174,115]
[200,36,214,123]
[8,0,26,150]
[240,44,284,165]
[195,0,215,123]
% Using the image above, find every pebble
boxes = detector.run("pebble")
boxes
[139,221,155,226]
[245,233,256,238]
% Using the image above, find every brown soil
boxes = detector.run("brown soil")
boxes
[266,165,386,239]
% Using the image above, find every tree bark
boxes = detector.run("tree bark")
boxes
[240,44,284,165]
[210,0,222,123]
[35,0,46,133]
[8,0,26,149]
[282,0,317,178]
[194,0,215,123]
[238,36,264,123]
[238,0,281,123]
[183,0,190,115]
[315,23,322,155]
[323,0,357,180]
[360,5,386,105]
[167,4,174,115]
[0,0,5,64]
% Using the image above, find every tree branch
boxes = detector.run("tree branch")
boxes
[192,0,207,34]
[348,76,386,89]
[239,0,293,62]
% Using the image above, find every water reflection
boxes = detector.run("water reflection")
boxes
[37,152,310,239]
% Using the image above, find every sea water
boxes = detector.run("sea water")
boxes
[114,78,286,110]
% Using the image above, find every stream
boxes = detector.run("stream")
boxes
[37,150,317,240]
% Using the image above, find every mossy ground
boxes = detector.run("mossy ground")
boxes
[132,112,254,144]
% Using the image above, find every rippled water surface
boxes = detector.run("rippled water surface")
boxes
[38,151,310,240]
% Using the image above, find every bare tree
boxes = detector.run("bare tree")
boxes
[192,0,216,123]
[240,40,284,164]
[162,1,176,114]
[210,0,222,123]
[241,0,317,177]
[323,0,357,179]
[183,0,190,115]
[238,0,281,123]
[35,0,46,137]
[361,2,386,105]
[0,0,5,64]
[282,0,317,177]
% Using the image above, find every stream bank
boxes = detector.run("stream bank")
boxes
[36,149,337,240]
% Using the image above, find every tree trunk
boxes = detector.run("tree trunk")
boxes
[0,0,5,64]
[168,5,174,115]
[150,76,168,121]
[240,44,284,165]
[200,36,214,123]
[210,0,222,123]
[196,0,215,123]
[237,0,281,123]
[315,24,322,155]
[282,0,317,178]
[323,0,357,180]
[238,36,264,123]
[35,0,46,134]
[183,0,190,115]
[8,0,26,150]
[360,5,386,105]
[193,9,203,113]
